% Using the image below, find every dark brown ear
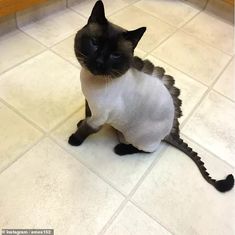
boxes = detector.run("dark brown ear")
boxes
[88,0,107,24]
[123,27,146,49]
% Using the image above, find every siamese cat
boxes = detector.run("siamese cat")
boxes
[68,0,234,192]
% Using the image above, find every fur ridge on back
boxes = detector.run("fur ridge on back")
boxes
[131,56,234,192]
[131,56,182,135]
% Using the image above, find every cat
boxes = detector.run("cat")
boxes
[68,0,234,192]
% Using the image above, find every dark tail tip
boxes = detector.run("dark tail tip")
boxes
[214,174,234,192]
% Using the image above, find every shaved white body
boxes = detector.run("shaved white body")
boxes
[80,68,174,152]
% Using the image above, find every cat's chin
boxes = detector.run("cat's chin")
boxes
[86,68,112,78]
[82,67,125,79]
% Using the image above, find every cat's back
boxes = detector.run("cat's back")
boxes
[124,68,173,107]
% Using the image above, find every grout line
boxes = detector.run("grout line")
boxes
[98,200,128,234]
[18,26,74,48]
[49,105,84,133]
[107,4,138,19]
[15,25,86,85]
[0,135,45,175]
[98,144,174,235]
[130,201,175,235]
[49,135,126,198]
[108,4,178,36]
[143,28,178,58]
[49,47,81,70]
[16,25,83,72]
[0,47,47,77]
[180,87,208,125]
[103,0,142,19]
[0,98,46,133]
[212,89,235,104]
[49,33,75,48]
[16,8,86,49]
[179,87,209,127]
[0,96,84,135]
[133,2,201,29]
[142,5,204,59]
[67,6,88,20]
[0,101,84,175]
[181,133,235,169]
[179,28,233,57]
[142,0,233,60]
[150,55,233,106]
[150,56,210,87]
[180,55,234,128]
[0,104,83,174]
[68,0,142,21]
[146,55,210,87]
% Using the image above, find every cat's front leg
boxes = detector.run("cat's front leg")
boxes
[76,100,91,128]
[68,115,105,146]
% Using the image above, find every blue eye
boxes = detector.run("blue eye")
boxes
[110,53,121,59]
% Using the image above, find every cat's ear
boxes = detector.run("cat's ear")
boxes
[88,0,107,24]
[123,27,146,49]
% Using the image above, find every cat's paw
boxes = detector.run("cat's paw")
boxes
[68,134,83,146]
[114,143,129,156]
[77,119,84,128]
[114,143,146,155]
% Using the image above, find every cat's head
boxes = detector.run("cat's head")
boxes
[74,0,146,78]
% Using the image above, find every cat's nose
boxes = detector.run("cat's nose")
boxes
[96,57,104,66]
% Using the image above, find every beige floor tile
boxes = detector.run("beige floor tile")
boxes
[19,9,86,47]
[0,102,42,172]
[110,6,176,53]
[17,0,66,27]
[52,34,80,67]
[147,55,207,122]
[182,12,234,55]
[182,91,235,167]
[134,48,147,58]
[214,58,235,101]
[0,30,45,74]
[0,138,124,235]
[0,51,83,131]
[135,0,199,27]
[132,140,235,235]
[52,107,166,195]
[153,31,231,85]
[104,202,171,235]
[68,0,136,17]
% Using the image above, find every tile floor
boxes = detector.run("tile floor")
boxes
[0,0,234,234]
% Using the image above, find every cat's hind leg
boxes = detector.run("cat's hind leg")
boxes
[114,143,148,155]
[114,130,149,155]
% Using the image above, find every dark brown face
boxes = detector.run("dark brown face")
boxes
[74,0,146,78]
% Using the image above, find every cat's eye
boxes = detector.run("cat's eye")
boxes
[90,37,98,47]
[110,53,121,59]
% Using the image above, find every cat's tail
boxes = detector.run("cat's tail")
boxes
[164,134,234,192]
